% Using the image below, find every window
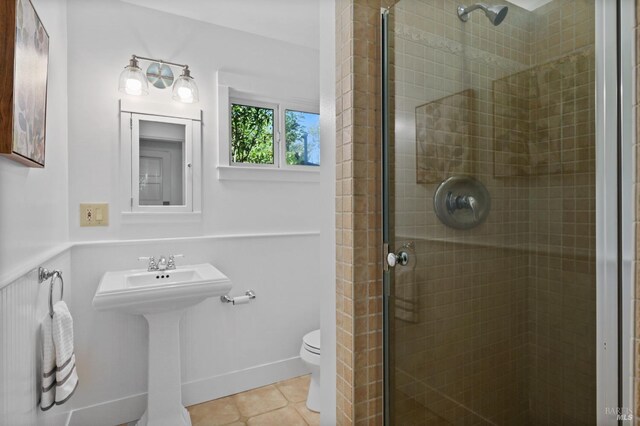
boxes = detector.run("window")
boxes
[285,110,320,166]
[230,101,276,165]
[229,98,320,168]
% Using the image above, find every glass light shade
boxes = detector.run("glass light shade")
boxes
[119,62,149,96]
[172,71,199,103]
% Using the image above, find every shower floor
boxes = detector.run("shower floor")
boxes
[117,374,318,426]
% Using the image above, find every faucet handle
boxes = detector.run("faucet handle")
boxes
[167,254,184,270]
[138,256,158,271]
[466,195,479,220]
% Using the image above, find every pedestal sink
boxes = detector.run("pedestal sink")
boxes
[93,263,232,426]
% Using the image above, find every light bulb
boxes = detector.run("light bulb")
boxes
[177,86,193,101]
[125,78,142,95]
[172,67,199,103]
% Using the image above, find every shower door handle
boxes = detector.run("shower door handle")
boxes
[387,250,409,267]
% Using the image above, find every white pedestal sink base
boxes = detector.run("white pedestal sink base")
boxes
[136,310,192,426]
[93,263,231,426]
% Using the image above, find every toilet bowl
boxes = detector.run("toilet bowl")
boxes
[300,329,321,412]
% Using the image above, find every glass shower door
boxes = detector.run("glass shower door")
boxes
[383,1,600,424]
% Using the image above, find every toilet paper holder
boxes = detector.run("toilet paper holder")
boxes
[221,290,256,305]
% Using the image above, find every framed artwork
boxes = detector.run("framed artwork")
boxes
[0,0,50,167]
[415,89,475,184]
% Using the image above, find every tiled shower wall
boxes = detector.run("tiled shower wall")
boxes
[526,2,596,422]
[334,0,598,424]
[390,1,533,424]
[335,0,386,424]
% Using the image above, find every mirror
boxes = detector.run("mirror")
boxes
[138,120,185,206]
[120,109,201,214]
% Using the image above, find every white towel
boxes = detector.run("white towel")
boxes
[40,315,56,411]
[51,301,79,405]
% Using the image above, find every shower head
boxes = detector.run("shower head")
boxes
[457,3,509,26]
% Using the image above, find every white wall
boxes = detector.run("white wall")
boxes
[0,0,69,285]
[0,1,69,422]
[318,0,337,424]
[61,0,325,423]
[66,234,319,425]
[1,1,328,424]
[66,0,321,241]
[0,1,71,423]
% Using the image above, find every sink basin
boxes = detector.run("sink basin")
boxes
[93,263,231,314]
[93,263,232,426]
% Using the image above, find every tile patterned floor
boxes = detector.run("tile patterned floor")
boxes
[119,375,318,426]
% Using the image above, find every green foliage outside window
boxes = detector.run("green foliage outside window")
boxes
[231,104,274,164]
[285,111,305,165]
[231,103,320,166]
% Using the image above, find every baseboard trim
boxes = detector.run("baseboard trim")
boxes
[68,356,308,426]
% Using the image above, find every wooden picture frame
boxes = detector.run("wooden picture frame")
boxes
[0,0,50,168]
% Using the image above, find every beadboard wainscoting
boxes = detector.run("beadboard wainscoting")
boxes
[0,250,72,426]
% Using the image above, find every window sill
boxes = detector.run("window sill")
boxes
[121,211,202,223]
[217,165,320,182]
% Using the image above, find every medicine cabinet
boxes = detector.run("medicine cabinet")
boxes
[120,104,201,214]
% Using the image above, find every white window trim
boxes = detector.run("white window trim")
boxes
[216,71,320,183]
[120,102,202,216]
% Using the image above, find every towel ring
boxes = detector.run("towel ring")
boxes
[39,267,63,318]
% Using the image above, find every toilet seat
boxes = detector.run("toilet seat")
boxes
[303,330,321,355]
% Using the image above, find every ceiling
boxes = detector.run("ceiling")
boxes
[121,0,320,50]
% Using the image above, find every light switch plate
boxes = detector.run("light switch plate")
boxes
[80,203,109,227]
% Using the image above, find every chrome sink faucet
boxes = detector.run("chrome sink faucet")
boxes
[157,256,168,271]
[138,254,184,272]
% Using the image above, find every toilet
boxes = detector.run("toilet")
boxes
[300,329,321,412]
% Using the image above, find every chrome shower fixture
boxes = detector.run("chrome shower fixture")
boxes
[457,3,509,26]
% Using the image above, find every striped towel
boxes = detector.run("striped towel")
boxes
[52,301,79,405]
[39,315,56,411]
[40,301,79,410]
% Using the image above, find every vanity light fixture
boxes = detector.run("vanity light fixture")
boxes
[118,55,199,104]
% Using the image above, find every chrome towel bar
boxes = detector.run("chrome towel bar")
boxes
[39,267,63,318]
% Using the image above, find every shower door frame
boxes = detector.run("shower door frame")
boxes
[380,1,635,424]
[618,0,635,421]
